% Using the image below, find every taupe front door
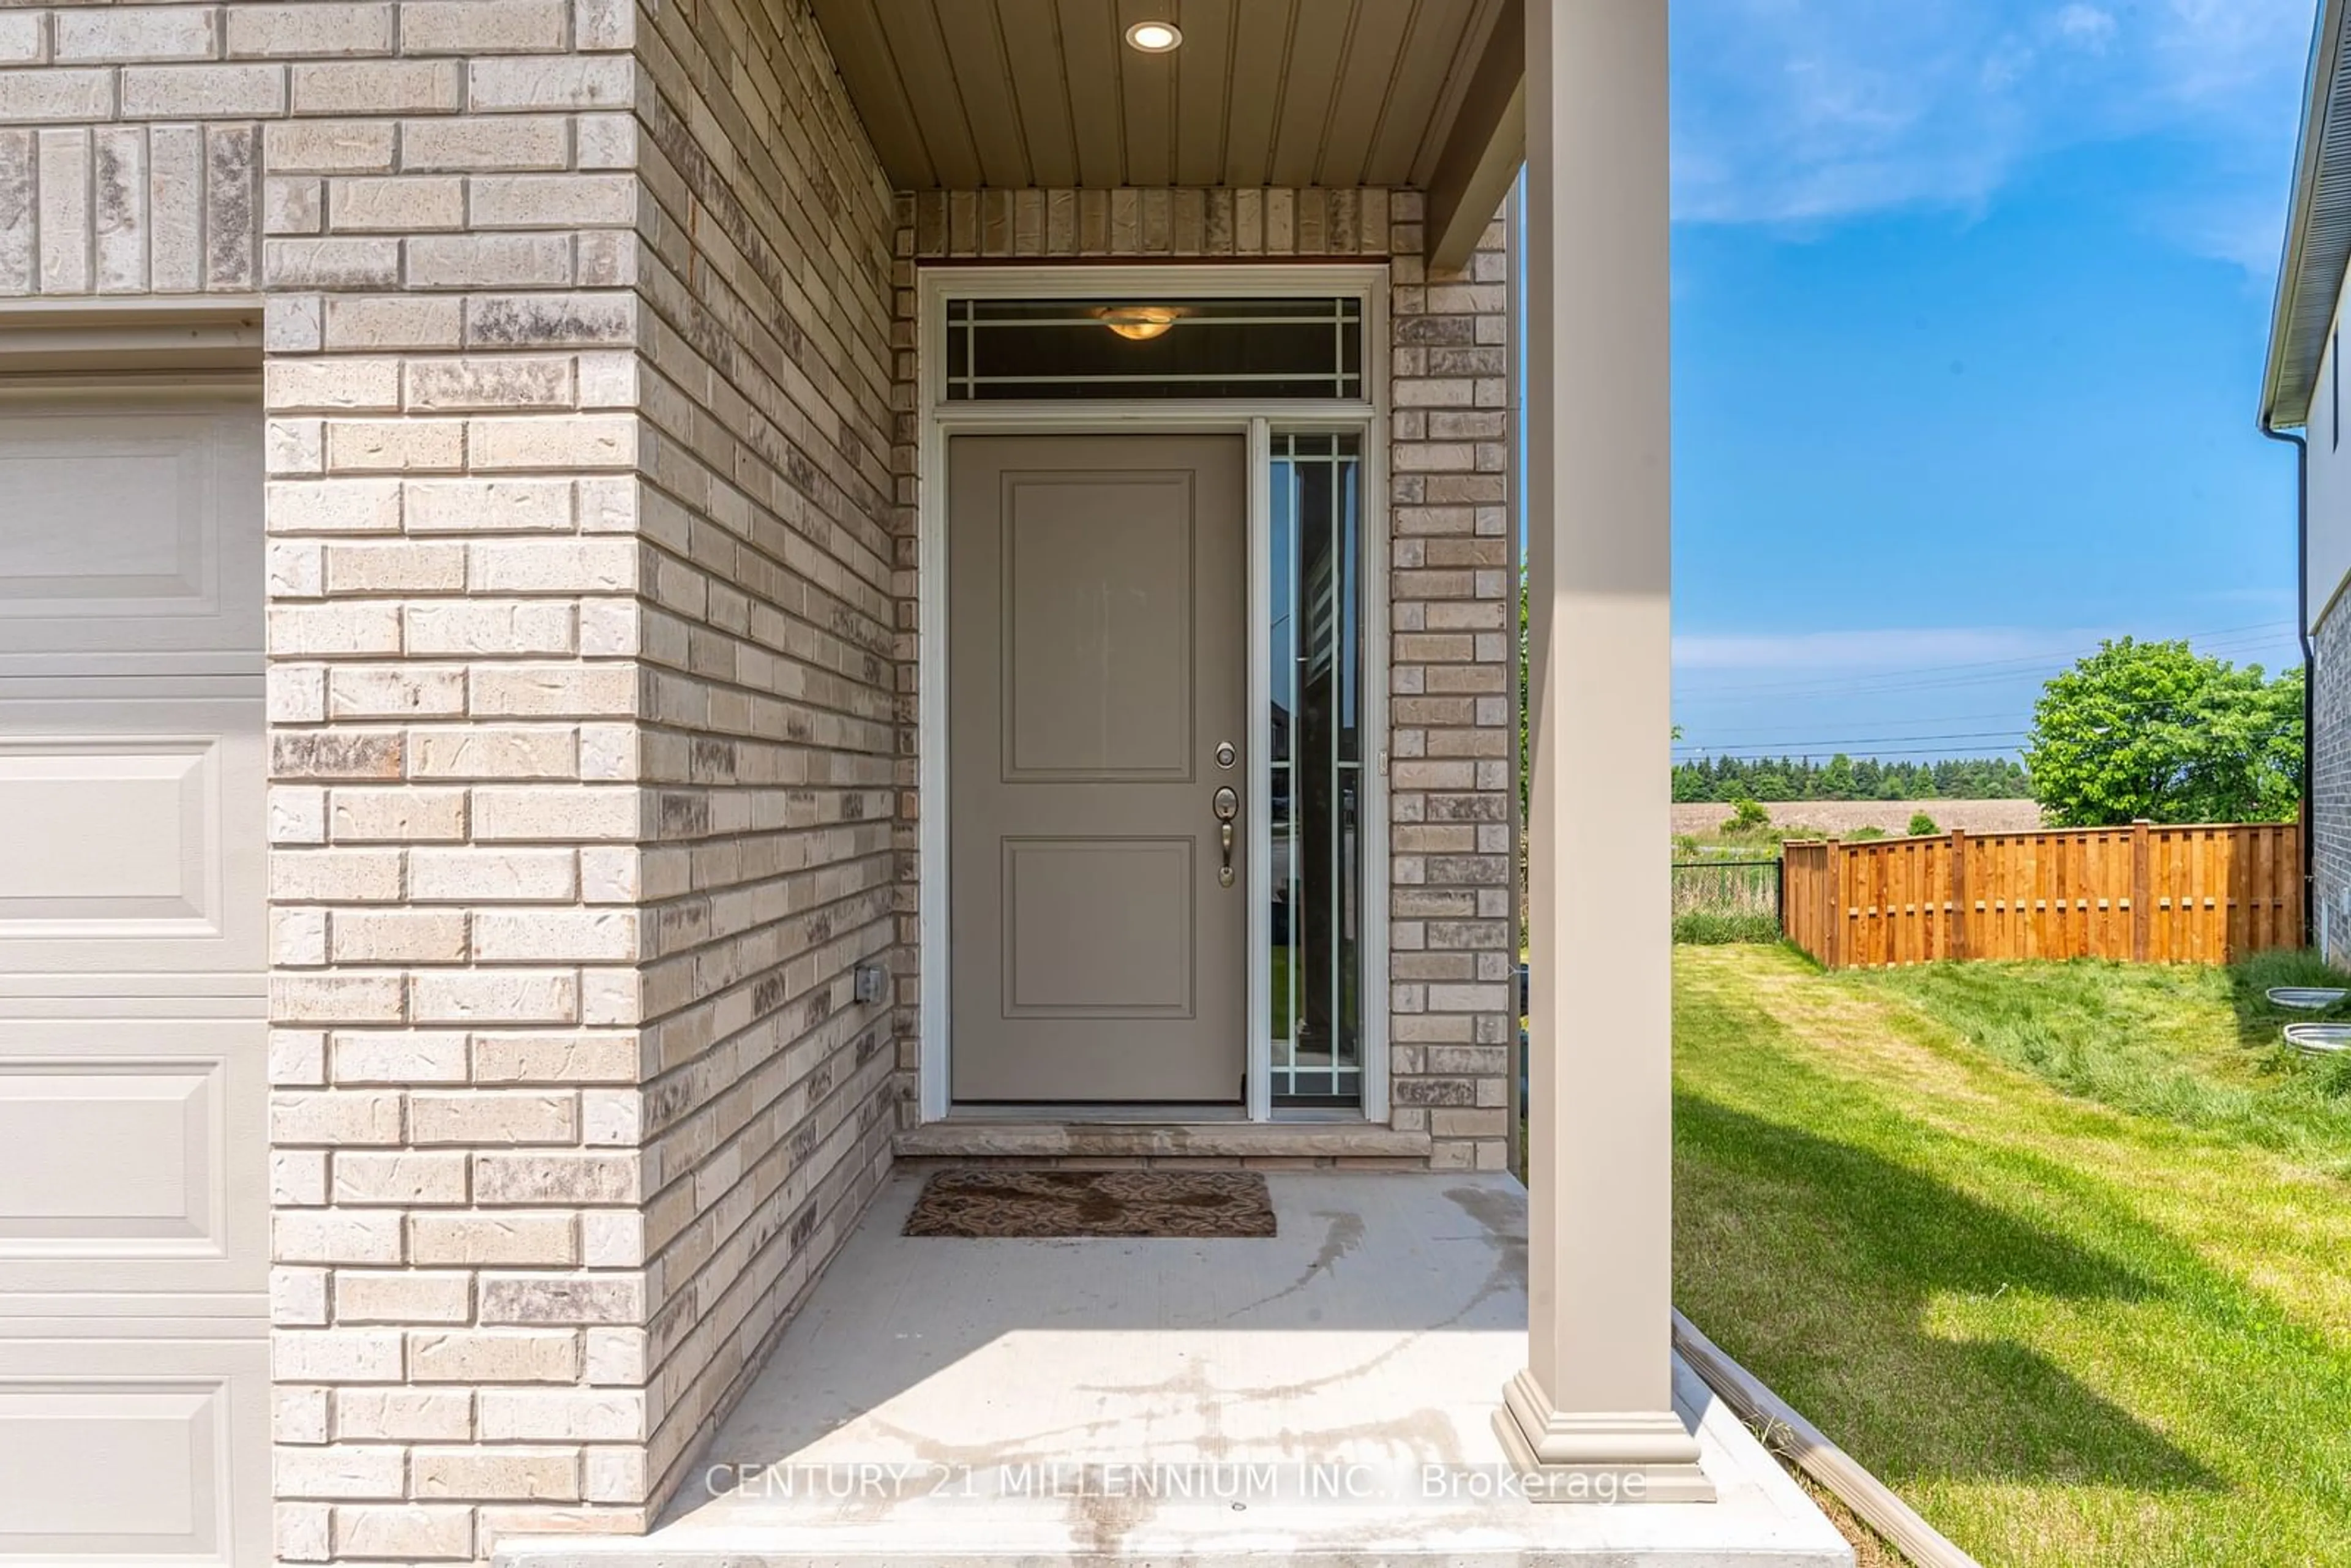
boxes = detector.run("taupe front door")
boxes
[950,435,1248,1103]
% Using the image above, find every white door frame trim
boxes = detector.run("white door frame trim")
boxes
[913,263,1392,1125]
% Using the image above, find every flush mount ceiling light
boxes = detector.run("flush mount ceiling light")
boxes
[1097,306,1183,341]
[1125,20,1182,53]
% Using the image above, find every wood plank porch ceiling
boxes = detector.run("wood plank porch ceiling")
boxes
[807,0,1510,193]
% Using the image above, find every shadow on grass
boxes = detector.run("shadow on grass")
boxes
[1676,1091,2219,1493]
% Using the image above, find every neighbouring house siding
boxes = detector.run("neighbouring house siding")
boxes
[897,191,1518,1171]
[628,0,902,1515]
[2306,283,2351,642]
[2309,277,2351,966]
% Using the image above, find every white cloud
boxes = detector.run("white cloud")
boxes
[1672,0,2311,266]
[2147,0,2309,109]
[2054,4,2118,51]
[2161,190,2290,276]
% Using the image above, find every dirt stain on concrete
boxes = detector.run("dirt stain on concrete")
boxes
[1224,1209,1365,1319]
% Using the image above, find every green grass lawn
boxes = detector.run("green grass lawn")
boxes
[1673,945,2351,1567]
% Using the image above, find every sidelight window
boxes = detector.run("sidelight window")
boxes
[1269,432,1365,1106]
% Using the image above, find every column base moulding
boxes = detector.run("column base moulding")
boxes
[1493,1368,1717,1504]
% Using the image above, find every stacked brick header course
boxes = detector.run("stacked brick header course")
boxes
[0,1,639,299]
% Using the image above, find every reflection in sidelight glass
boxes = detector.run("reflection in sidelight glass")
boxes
[1270,432,1363,1106]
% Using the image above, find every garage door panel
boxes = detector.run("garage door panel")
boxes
[0,403,261,669]
[0,1059,218,1245]
[0,1016,264,1292]
[0,1334,266,1568]
[0,696,262,973]
[0,735,221,926]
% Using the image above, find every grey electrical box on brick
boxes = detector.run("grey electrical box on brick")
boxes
[852,962,889,1004]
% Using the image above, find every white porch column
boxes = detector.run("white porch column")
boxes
[1498,0,1712,1503]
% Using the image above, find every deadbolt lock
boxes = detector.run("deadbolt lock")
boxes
[1215,740,1237,769]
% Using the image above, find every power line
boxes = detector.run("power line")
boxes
[1677,748,2026,762]
[1670,646,2298,706]
[1674,619,2292,694]
[1676,729,2028,747]
[1670,621,2298,703]
[1672,743,2030,760]
[1675,722,2028,746]
[1669,709,2027,737]
[1675,723,2306,762]
[1674,639,2298,703]
[1674,730,2027,753]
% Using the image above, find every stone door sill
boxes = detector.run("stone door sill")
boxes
[894,1119,1433,1161]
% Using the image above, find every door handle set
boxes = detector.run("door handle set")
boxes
[1212,784,1239,888]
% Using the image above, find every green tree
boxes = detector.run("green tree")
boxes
[1821,752,1858,798]
[1907,811,1939,836]
[2023,639,2304,827]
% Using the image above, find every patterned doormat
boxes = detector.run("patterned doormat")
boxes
[902,1169,1277,1239]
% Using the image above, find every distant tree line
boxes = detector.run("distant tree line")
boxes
[1672,754,2031,803]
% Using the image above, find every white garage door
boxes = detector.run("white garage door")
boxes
[0,389,267,1565]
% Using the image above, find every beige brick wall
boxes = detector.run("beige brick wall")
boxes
[251,0,656,1556]
[1386,199,1517,1172]
[895,189,1517,1171]
[628,0,902,1516]
[904,185,1400,260]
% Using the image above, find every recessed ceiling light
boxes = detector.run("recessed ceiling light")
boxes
[1125,20,1182,53]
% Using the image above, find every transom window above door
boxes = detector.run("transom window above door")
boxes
[943,297,1364,401]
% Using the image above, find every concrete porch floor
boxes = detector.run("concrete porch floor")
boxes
[496,1173,1851,1567]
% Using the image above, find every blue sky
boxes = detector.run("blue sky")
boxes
[1665,0,2313,768]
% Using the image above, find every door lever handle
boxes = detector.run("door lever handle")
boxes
[1212,786,1239,888]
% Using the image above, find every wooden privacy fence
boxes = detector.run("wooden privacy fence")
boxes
[1782,822,2303,969]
